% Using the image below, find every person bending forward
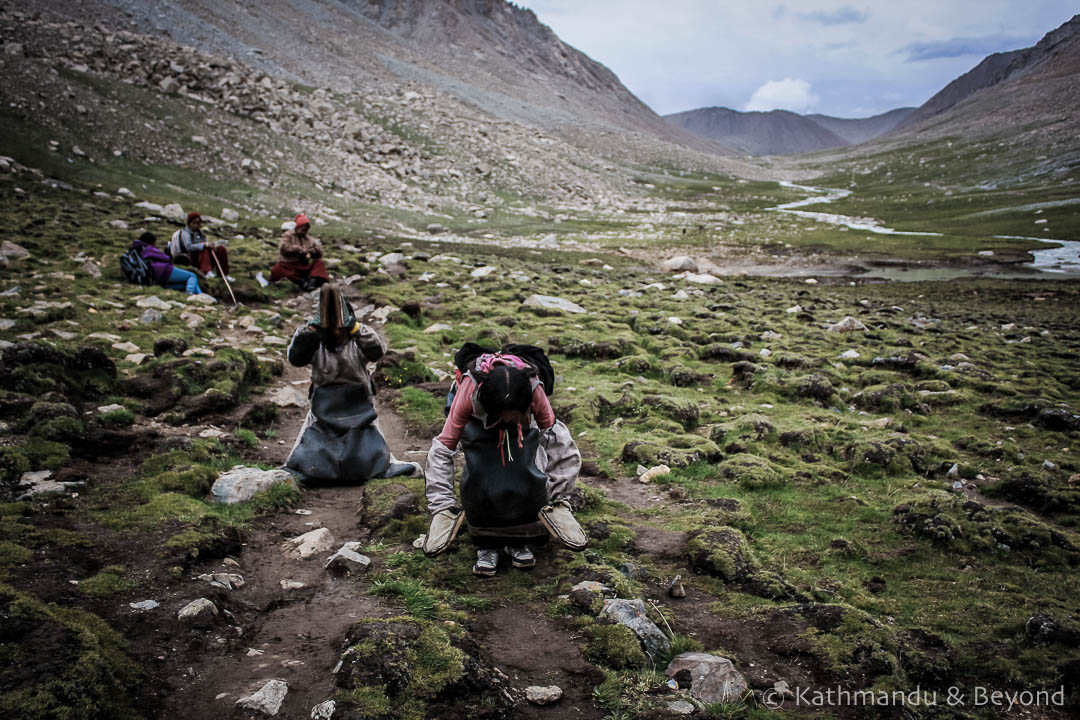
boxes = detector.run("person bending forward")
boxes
[423,343,587,576]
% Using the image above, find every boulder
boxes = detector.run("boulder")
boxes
[827,316,867,333]
[662,256,698,273]
[283,528,335,559]
[177,597,217,624]
[665,652,748,704]
[162,203,186,223]
[522,294,586,314]
[310,700,336,719]
[470,265,498,278]
[325,542,372,574]
[638,464,671,483]
[235,679,288,716]
[1,241,30,260]
[684,273,723,285]
[221,208,240,221]
[136,295,171,310]
[570,580,614,610]
[600,598,671,659]
[269,386,307,408]
[525,685,563,705]
[139,308,164,324]
[211,466,297,504]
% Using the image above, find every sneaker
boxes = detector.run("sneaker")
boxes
[206,270,217,279]
[421,507,464,558]
[255,271,270,288]
[538,499,588,551]
[505,545,535,569]
[473,548,499,577]
[225,275,236,283]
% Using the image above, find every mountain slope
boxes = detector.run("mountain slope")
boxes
[664,107,849,156]
[805,108,915,144]
[22,0,727,161]
[897,13,1080,131]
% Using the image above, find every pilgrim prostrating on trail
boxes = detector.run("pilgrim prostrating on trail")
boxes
[285,284,420,483]
[423,343,587,576]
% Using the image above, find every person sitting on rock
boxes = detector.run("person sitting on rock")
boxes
[285,283,420,483]
[170,211,234,282]
[271,214,329,291]
[423,343,587,576]
[131,231,202,294]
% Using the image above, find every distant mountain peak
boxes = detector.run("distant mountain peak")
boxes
[664,106,912,156]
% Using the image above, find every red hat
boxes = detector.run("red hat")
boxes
[295,214,310,228]
[187,211,201,224]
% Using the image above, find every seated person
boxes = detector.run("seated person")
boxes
[170,212,233,281]
[423,343,587,576]
[285,283,420,482]
[131,231,202,294]
[270,214,329,291]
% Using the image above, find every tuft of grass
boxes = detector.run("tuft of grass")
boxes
[78,565,136,598]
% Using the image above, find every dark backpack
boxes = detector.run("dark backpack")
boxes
[445,342,556,416]
[120,247,153,286]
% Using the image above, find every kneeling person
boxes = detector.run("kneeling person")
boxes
[285,284,420,482]
[424,344,587,576]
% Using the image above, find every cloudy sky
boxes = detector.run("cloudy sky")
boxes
[519,1,1077,118]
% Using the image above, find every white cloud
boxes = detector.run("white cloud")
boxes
[743,78,819,113]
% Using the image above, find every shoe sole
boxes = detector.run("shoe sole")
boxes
[538,509,588,552]
[511,558,536,569]
[423,512,466,558]
[472,566,497,577]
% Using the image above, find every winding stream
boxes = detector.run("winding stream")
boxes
[771,181,1080,277]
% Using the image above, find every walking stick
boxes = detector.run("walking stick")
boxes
[209,245,238,306]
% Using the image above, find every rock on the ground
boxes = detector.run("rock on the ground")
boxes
[162,203,186,223]
[639,464,671,483]
[1,241,30,260]
[522,294,586,314]
[310,699,336,719]
[283,528,335,560]
[325,542,372,574]
[470,265,497,278]
[82,261,102,278]
[662,256,698,273]
[269,386,307,407]
[136,295,171,310]
[570,580,614,610]
[221,208,240,221]
[139,308,164,324]
[281,579,306,591]
[525,685,563,705]
[666,700,696,715]
[600,598,671,659]
[211,466,297,504]
[665,652,748,705]
[424,323,452,334]
[827,316,867,333]
[177,597,217,622]
[186,293,217,305]
[129,600,159,611]
[684,273,723,285]
[236,680,288,716]
[198,572,245,590]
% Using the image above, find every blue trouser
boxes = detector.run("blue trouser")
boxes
[164,267,201,294]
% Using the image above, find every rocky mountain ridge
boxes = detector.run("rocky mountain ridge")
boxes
[664,106,914,156]
[897,14,1080,131]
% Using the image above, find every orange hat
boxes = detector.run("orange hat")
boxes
[295,214,310,228]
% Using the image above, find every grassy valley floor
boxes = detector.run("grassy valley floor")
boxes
[1,153,1079,720]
